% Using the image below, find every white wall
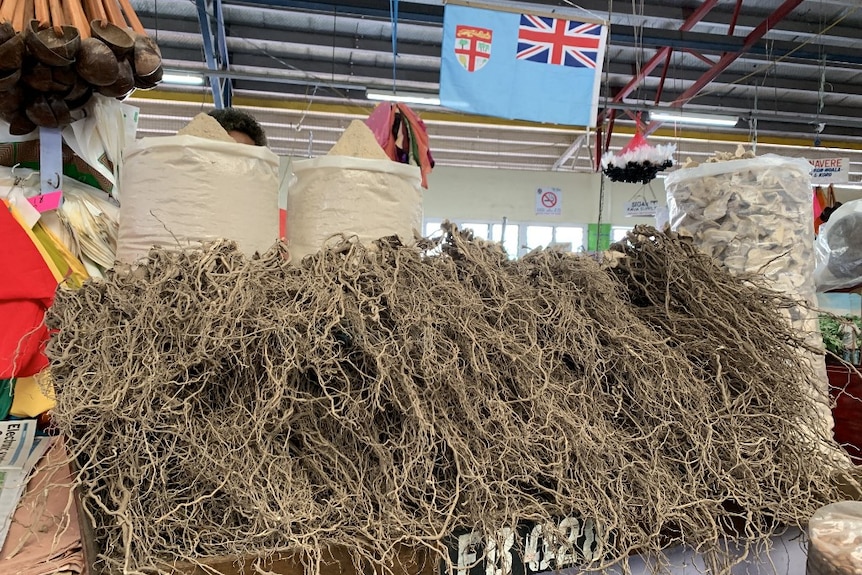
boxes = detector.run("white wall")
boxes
[424,166,664,228]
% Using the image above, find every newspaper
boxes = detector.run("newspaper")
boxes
[0,421,50,551]
[0,421,37,470]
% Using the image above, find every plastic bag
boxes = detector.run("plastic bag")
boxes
[117,135,280,264]
[64,95,139,198]
[666,155,815,296]
[666,154,836,448]
[814,199,862,291]
[807,501,862,575]
[287,155,422,261]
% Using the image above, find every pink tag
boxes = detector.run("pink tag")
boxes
[27,190,63,213]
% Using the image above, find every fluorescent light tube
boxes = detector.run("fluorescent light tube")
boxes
[650,110,738,127]
[366,89,441,106]
[161,73,206,86]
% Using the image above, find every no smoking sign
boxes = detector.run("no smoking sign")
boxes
[535,187,562,216]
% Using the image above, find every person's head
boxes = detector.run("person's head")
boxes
[208,108,267,146]
[821,202,844,223]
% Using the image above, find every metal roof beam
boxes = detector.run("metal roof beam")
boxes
[645,0,805,135]
[552,134,586,171]
[596,0,720,163]
[610,25,862,66]
[600,0,720,110]
[195,0,232,108]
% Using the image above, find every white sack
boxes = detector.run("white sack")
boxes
[117,135,279,264]
[287,155,422,261]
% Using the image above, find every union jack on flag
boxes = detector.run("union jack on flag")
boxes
[517,14,602,68]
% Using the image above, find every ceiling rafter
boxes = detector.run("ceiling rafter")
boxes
[127,0,862,177]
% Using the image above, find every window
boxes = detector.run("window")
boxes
[461,222,490,240]
[611,226,632,242]
[424,221,443,237]
[491,223,520,258]
[525,225,554,252]
[553,226,585,252]
[422,219,588,259]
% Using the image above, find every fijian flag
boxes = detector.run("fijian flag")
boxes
[439,4,608,127]
[516,15,602,68]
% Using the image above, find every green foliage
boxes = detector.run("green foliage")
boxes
[819,314,862,356]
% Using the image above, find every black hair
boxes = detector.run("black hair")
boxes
[821,202,843,223]
[208,108,267,146]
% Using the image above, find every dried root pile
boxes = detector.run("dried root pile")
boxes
[46,225,856,575]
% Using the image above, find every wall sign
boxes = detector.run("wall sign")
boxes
[809,157,850,184]
[535,187,562,216]
[624,199,659,217]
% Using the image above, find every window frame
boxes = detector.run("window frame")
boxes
[423,219,588,258]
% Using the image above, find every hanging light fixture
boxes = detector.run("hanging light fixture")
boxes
[366,90,441,106]
[649,110,739,127]
[161,72,206,86]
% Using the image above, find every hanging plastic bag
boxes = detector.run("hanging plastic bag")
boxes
[64,95,139,198]
[814,199,862,291]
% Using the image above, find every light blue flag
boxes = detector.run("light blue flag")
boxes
[439,4,608,127]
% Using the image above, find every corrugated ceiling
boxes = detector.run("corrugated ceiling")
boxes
[128,0,862,186]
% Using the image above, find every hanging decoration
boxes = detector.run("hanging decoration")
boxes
[601,117,675,184]
[0,0,162,134]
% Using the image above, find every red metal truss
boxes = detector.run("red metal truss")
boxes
[601,0,721,113]
[596,0,720,163]
[644,0,805,135]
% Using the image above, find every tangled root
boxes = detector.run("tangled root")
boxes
[46,225,856,575]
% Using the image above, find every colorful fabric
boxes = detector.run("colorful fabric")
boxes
[365,103,435,189]
[0,202,59,379]
[439,4,608,127]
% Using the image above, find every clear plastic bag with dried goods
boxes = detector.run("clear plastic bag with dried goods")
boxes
[814,199,862,292]
[807,501,862,575]
[665,154,814,295]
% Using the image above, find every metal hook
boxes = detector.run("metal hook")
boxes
[45,172,61,190]
[10,163,23,185]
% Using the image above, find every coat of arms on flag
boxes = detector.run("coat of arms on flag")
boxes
[516,15,602,68]
[439,3,608,126]
[454,25,492,72]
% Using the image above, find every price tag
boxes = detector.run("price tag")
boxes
[27,190,63,213]
[7,188,41,229]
